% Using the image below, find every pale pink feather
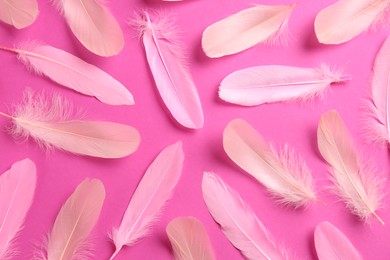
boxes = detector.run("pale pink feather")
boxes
[202,4,295,58]
[219,64,346,106]
[53,0,124,56]
[318,110,384,224]
[315,222,362,260]
[110,142,184,259]
[134,11,204,129]
[166,217,216,260]
[223,119,317,207]
[202,172,294,260]
[0,0,38,29]
[315,0,390,44]
[0,159,36,259]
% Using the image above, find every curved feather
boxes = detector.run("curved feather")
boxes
[54,0,124,56]
[223,119,317,207]
[315,0,390,44]
[202,4,295,58]
[135,11,204,129]
[166,217,216,260]
[0,159,36,259]
[314,222,362,260]
[202,172,292,260]
[0,0,38,29]
[317,110,384,224]
[110,142,184,259]
[219,65,345,106]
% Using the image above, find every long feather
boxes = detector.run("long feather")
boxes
[219,64,346,106]
[315,0,390,44]
[53,0,124,56]
[110,142,184,259]
[223,119,317,207]
[201,4,295,58]
[134,11,204,129]
[317,110,384,224]
[0,0,39,29]
[0,91,140,159]
[0,43,134,106]
[314,222,362,260]
[202,172,294,260]
[0,159,36,259]
[166,217,216,260]
[40,178,105,260]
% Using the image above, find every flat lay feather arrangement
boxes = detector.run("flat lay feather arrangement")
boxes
[0,0,389,259]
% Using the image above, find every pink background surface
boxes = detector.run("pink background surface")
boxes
[0,0,389,259]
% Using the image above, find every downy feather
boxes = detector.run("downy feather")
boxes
[219,64,346,106]
[202,172,294,260]
[134,11,204,129]
[110,142,184,259]
[202,4,295,58]
[53,0,124,56]
[315,0,390,44]
[223,119,317,207]
[0,159,36,259]
[317,110,384,224]
[166,217,216,260]
[0,0,39,29]
[1,90,140,158]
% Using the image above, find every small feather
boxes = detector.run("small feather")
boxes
[0,0,39,29]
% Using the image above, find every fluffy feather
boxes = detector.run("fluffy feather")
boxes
[219,64,346,106]
[202,172,293,260]
[0,159,36,259]
[166,217,216,260]
[110,142,184,259]
[0,43,134,105]
[314,222,362,260]
[134,11,204,129]
[0,0,39,29]
[315,0,390,44]
[223,119,317,207]
[0,90,140,158]
[317,110,384,224]
[202,4,295,58]
[53,0,124,56]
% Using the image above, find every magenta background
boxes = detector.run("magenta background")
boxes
[0,0,389,259]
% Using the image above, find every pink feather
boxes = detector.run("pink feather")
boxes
[201,4,295,58]
[0,159,36,259]
[202,172,294,260]
[315,222,362,260]
[166,217,216,260]
[53,0,124,56]
[317,110,384,224]
[110,142,184,259]
[0,0,39,29]
[223,119,318,207]
[219,64,346,106]
[134,11,204,129]
[315,0,390,44]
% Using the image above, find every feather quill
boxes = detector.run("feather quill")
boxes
[0,43,134,105]
[219,64,346,106]
[110,142,184,259]
[315,0,390,44]
[134,11,204,129]
[0,91,140,158]
[0,0,39,29]
[223,119,317,207]
[166,217,216,260]
[0,159,36,259]
[314,222,362,260]
[317,110,384,224]
[53,0,124,56]
[202,172,293,260]
[202,4,295,58]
